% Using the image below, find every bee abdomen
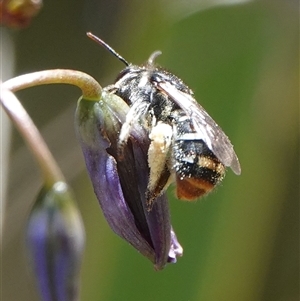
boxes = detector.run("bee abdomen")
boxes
[173,140,225,201]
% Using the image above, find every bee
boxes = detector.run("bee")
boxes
[87,32,241,206]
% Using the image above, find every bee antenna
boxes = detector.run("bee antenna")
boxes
[87,32,129,66]
[148,50,162,65]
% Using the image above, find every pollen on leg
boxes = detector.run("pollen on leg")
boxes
[147,122,173,201]
[149,122,172,153]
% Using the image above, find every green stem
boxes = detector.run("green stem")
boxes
[0,86,64,188]
[1,69,102,187]
[2,69,102,100]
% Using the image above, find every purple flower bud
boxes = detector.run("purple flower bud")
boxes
[75,92,183,269]
[26,182,85,301]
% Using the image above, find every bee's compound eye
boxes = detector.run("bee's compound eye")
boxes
[115,67,132,83]
[115,66,141,84]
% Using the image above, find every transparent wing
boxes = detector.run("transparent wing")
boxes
[157,81,241,175]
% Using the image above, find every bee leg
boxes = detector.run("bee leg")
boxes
[146,122,173,209]
[118,100,149,159]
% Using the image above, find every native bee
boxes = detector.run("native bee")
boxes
[87,32,241,206]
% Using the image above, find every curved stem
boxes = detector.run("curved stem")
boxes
[0,86,65,188]
[2,69,102,100]
[1,69,102,187]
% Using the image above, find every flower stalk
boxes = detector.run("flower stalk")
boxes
[0,85,64,187]
[3,69,102,100]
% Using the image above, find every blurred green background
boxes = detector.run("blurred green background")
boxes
[2,0,299,300]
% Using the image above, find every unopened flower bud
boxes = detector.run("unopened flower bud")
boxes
[26,181,85,301]
[75,92,183,269]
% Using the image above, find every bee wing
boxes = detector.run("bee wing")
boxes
[157,81,241,175]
